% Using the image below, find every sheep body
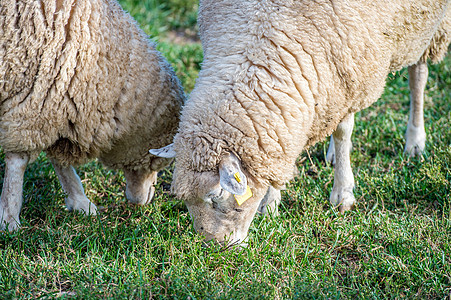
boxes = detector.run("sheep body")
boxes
[180,0,448,188]
[327,7,451,164]
[1,0,183,168]
[325,5,450,212]
[0,0,185,229]
[325,7,450,212]
[153,0,450,243]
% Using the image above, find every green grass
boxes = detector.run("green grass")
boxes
[0,1,450,298]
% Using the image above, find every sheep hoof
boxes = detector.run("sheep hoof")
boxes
[0,218,21,232]
[404,125,425,157]
[257,186,281,216]
[260,200,280,216]
[326,150,335,165]
[329,187,355,213]
[66,198,98,216]
[338,203,355,213]
[404,143,425,158]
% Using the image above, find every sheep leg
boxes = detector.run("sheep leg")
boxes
[0,152,29,231]
[329,113,355,212]
[257,186,281,216]
[405,61,428,157]
[50,159,97,215]
[124,169,157,205]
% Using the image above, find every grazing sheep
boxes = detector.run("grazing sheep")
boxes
[327,13,451,163]
[325,12,450,210]
[151,0,450,244]
[0,0,185,231]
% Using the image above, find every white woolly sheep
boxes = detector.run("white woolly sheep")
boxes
[0,0,185,231]
[325,10,450,210]
[151,0,450,244]
[327,7,451,161]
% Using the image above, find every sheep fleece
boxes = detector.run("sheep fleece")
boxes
[0,0,184,170]
[172,0,449,196]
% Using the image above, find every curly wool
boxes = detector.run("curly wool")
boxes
[421,7,451,63]
[172,0,449,197]
[0,0,184,171]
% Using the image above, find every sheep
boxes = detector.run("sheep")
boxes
[325,12,450,210]
[0,0,185,231]
[151,0,450,244]
[326,12,451,163]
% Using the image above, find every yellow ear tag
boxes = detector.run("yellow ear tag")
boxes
[234,172,242,183]
[234,185,253,206]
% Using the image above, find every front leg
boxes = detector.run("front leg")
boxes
[0,152,30,231]
[50,159,97,215]
[329,114,355,212]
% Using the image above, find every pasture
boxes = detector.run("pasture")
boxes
[0,0,450,298]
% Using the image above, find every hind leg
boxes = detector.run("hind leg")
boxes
[405,61,428,157]
[50,159,97,215]
[0,152,30,231]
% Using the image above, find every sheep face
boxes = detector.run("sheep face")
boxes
[123,168,158,206]
[150,147,268,245]
[183,180,266,245]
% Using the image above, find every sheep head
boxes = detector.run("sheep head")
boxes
[150,145,269,245]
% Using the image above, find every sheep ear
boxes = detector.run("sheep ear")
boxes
[149,144,175,158]
[219,153,247,196]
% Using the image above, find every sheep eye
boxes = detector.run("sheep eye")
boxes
[207,189,224,202]
[210,190,230,214]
